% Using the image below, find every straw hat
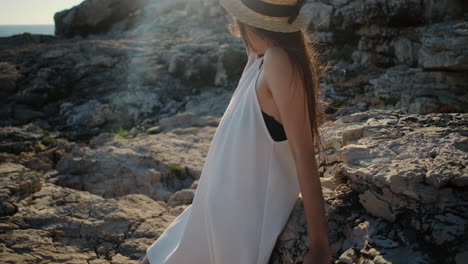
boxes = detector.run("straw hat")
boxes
[219,0,307,33]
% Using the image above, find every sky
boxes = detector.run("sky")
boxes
[0,0,85,25]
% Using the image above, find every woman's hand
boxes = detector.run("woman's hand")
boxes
[302,246,333,264]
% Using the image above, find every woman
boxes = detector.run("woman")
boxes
[141,0,332,263]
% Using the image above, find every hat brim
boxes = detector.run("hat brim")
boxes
[219,0,305,33]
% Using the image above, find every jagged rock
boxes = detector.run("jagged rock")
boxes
[15,67,69,106]
[419,21,468,71]
[0,62,21,103]
[216,43,247,85]
[167,189,195,207]
[393,36,421,66]
[302,2,334,30]
[322,0,467,30]
[1,109,466,263]
[271,110,467,263]
[336,248,359,264]
[0,0,467,263]
[306,1,468,114]
[359,190,395,222]
[0,122,67,175]
[13,104,45,122]
[167,42,245,86]
[158,112,197,131]
[111,84,159,122]
[368,65,467,114]
[63,99,115,128]
[0,163,42,216]
[2,0,465,136]
[0,123,44,154]
[55,121,215,201]
[0,14,245,137]
[0,182,173,263]
[54,0,150,37]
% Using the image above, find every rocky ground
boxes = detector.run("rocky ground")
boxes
[273,110,468,263]
[1,0,467,263]
[1,109,467,263]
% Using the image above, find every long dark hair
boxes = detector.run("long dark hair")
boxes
[227,17,331,154]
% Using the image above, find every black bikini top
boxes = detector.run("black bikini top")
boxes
[257,55,287,142]
[261,110,287,142]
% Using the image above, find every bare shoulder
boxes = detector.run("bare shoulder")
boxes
[263,46,297,93]
[264,46,294,69]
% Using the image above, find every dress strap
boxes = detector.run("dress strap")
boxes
[254,56,264,90]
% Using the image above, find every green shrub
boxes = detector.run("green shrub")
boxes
[42,129,51,136]
[42,137,56,146]
[33,170,45,179]
[168,90,185,102]
[148,128,161,135]
[169,163,182,177]
[383,96,399,106]
[112,127,130,139]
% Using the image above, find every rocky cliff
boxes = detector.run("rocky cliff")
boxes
[307,0,468,115]
[0,0,467,263]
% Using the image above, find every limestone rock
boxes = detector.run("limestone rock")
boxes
[167,189,195,207]
[55,120,215,202]
[368,65,467,114]
[271,110,467,263]
[0,62,22,103]
[0,0,467,263]
[0,163,41,216]
[419,21,468,71]
[54,0,150,37]
[0,182,172,263]
[63,99,115,128]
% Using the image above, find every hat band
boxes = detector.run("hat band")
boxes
[240,0,295,17]
[240,0,303,24]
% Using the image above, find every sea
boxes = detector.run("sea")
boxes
[0,25,55,37]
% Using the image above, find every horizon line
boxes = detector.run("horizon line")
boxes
[0,24,55,26]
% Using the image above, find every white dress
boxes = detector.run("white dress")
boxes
[146,55,301,264]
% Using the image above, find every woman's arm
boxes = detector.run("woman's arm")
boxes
[262,47,332,262]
